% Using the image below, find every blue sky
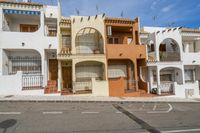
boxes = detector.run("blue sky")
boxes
[30,0,200,28]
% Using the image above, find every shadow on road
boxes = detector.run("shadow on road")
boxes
[0,119,17,133]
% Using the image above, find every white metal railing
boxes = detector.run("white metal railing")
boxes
[73,81,92,92]
[22,74,43,90]
[160,82,174,93]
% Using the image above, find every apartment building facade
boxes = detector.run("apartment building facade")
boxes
[141,27,200,97]
[0,1,59,95]
[0,1,199,98]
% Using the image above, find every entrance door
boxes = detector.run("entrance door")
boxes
[62,67,72,89]
[49,59,58,81]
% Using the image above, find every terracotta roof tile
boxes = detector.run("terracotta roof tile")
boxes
[181,28,200,33]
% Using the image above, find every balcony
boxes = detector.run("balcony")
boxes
[159,52,180,62]
[0,31,57,50]
[106,44,146,60]
[75,27,104,55]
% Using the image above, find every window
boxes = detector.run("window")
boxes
[185,69,194,82]
[20,24,38,32]
[160,74,172,82]
[127,37,133,44]
[47,25,57,36]
[62,35,71,47]
[108,37,119,44]
[108,65,127,78]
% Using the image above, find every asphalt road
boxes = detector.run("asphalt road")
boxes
[0,102,200,133]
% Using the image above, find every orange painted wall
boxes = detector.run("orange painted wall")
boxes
[105,18,148,97]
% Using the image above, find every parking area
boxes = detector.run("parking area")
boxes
[0,102,200,133]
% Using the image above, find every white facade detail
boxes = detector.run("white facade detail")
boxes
[142,27,200,98]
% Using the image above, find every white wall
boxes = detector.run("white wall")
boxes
[174,81,199,98]
[92,78,109,96]
[45,6,58,18]
[0,71,22,95]
[143,27,166,33]
[2,50,9,75]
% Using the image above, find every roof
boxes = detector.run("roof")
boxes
[0,0,43,7]
[105,17,137,24]
[181,28,200,33]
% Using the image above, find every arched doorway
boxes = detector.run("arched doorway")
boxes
[159,38,180,61]
[159,67,183,94]
[75,27,104,54]
[73,61,105,93]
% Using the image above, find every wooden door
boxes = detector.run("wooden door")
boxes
[62,67,72,89]
[20,24,38,32]
[49,59,58,81]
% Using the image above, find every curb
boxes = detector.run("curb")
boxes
[0,99,199,103]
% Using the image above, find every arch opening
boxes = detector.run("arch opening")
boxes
[75,27,104,54]
[159,38,181,61]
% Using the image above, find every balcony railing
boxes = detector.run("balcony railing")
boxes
[160,52,180,61]
[22,74,43,90]
[160,82,174,93]
[73,81,92,92]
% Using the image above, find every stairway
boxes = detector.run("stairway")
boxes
[44,80,58,94]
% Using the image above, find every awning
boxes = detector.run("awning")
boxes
[3,9,40,15]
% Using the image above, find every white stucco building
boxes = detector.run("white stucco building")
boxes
[141,27,200,98]
[0,1,59,95]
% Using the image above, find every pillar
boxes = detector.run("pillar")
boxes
[184,43,189,53]
[40,11,45,35]
[156,67,161,95]
[72,60,76,93]
[0,8,3,31]
[57,60,62,91]
[0,49,2,76]
[133,60,138,91]
[181,66,185,85]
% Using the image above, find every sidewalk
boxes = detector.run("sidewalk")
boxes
[0,95,200,103]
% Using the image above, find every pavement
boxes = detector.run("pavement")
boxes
[1,102,200,133]
[0,94,200,103]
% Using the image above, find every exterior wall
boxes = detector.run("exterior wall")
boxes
[109,77,126,96]
[0,71,22,95]
[71,15,106,54]
[174,81,199,98]
[0,2,59,93]
[92,78,109,96]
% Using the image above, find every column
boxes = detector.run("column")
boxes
[181,66,185,85]
[134,60,138,91]
[57,60,62,91]
[184,43,189,53]
[40,11,45,35]
[72,60,76,93]
[0,49,2,76]
[0,8,3,31]
[156,67,161,95]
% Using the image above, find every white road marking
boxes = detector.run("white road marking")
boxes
[139,104,145,111]
[147,104,173,114]
[116,111,133,114]
[162,128,200,133]
[43,111,63,114]
[153,104,157,111]
[81,111,99,114]
[0,112,21,115]
[116,111,122,113]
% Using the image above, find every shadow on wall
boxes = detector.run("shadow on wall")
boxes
[0,119,17,133]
